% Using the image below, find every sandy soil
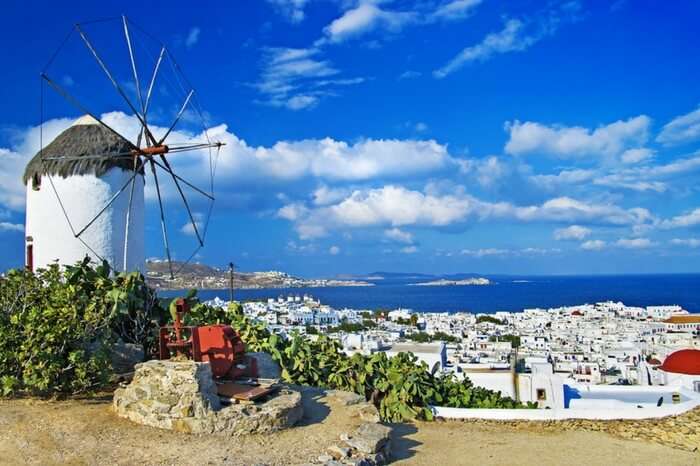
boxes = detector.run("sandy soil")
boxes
[390,420,700,466]
[0,394,698,466]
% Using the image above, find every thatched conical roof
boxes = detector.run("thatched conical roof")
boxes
[23,115,142,184]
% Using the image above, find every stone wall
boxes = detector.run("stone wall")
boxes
[113,360,303,435]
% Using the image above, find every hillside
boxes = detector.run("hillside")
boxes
[145,260,372,290]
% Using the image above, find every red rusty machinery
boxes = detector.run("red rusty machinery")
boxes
[159,298,258,380]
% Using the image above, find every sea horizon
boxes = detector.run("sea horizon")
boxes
[161,273,700,314]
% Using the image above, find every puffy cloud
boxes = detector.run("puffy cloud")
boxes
[278,185,655,239]
[621,148,655,164]
[581,240,606,251]
[554,225,591,241]
[529,153,700,194]
[504,116,651,160]
[656,106,700,146]
[312,185,349,206]
[670,238,700,248]
[400,245,418,254]
[329,245,341,255]
[616,237,656,249]
[210,133,452,184]
[0,112,460,217]
[384,227,413,244]
[321,2,416,44]
[180,213,204,237]
[662,208,700,229]
[0,222,23,233]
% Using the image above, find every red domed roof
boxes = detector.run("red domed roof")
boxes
[660,349,700,375]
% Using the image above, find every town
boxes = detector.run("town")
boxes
[208,295,700,397]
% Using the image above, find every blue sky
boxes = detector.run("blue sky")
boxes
[1,0,700,276]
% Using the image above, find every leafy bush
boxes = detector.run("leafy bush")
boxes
[476,315,505,325]
[0,260,160,396]
[185,299,533,422]
[407,331,459,343]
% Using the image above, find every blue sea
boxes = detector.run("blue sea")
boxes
[163,274,700,314]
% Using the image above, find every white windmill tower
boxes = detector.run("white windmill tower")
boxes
[24,16,223,276]
[24,114,146,272]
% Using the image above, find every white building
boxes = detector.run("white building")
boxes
[383,342,447,372]
[24,115,144,273]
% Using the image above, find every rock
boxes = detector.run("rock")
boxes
[344,423,392,455]
[113,360,302,435]
[318,454,334,463]
[349,402,380,423]
[327,444,351,459]
[327,390,365,406]
[249,352,282,379]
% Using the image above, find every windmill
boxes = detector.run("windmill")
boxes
[24,16,224,278]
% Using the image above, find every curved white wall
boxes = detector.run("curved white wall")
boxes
[25,167,144,273]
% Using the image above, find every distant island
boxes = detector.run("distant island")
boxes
[411,277,492,286]
[146,260,373,290]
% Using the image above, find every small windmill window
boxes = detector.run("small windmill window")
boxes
[32,173,41,191]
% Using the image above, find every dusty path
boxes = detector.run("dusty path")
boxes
[390,420,700,466]
[0,395,698,465]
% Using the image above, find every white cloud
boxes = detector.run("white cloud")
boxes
[530,153,700,194]
[461,248,509,257]
[0,222,23,233]
[180,213,204,236]
[329,245,341,255]
[384,227,413,244]
[581,240,606,251]
[434,19,532,78]
[431,0,482,21]
[670,238,700,248]
[434,2,581,78]
[321,2,416,44]
[278,185,655,239]
[504,116,651,160]
[185,27,200,49]
[400,245,418,254]
[621,148,655,164]
[554,225,591,241]
[662,208,700,229]
[254,47,363,110]
[616,237,655,249]
[398,70,421,80]
[312,185,349,206]
[460,247,560,257]
[267,0,310,23]
[0,112,460,218]
[656,106,700,146]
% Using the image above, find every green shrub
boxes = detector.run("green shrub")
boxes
[0,259,160,396]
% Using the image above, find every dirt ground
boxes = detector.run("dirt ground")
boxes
[0,393,698,466]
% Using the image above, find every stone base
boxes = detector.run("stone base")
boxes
[113,360,303,435]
